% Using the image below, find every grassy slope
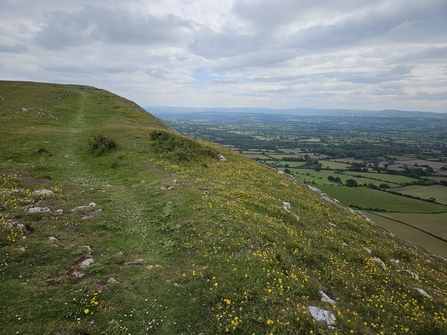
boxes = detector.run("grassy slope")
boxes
[1,81,447,335]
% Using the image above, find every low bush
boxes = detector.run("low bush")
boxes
[149,130,218,163]
[88,134,117,156]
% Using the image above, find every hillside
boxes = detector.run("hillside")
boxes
[1,81,446,335]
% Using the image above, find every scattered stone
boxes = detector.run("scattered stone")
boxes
[203,190,209,195]
[48,236,58,242]
[320,291,336,306]
[0,189,23,195]
[81,246,93,253]
[173,282,181,287]
[72,202,98,212]
[117,251,123,255]
[22,236,27,240]
[416,288,431,298]
[80,258,94,269]
[219,154,227,162]
[308,186,340,205]
[146,264,159,270]
[282,202,291,211]
[124,259,143,266]
[364,247,372,254]
[172,179,179,184]
[16,224,26,230]
[328,222,337,227]
[72,270,84,278]
[27,206,51,213]
[373,257,387,270]
[278,170,284,174]
[390,259,400,264]
[406,270,419,280]
[54,209,63,215]
[343,242,348,247]
[32,189,54,197]
[160,186,174,190]
[19,247,26,251]
[307,306,336,328]
[108,277,119,283]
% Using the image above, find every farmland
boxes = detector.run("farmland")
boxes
[153,107,447,258]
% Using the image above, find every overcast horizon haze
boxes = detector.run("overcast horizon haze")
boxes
[1,0,446,112]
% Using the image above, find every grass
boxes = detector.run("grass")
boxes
[317,185,447,213]
[364,212,447,258]
[1,81,447,335]
[394,185,447,204]
[374,212,447,241]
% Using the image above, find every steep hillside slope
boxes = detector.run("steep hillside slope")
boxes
[1,81,446,335]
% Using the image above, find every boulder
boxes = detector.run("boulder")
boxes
[32,189,54,197]
[307,306,336,328]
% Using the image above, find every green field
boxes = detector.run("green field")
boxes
[341,171,417,185]
[395,185,447,204]
[317,184,447,213]
[365,212,447,258]
[376,212,447,240]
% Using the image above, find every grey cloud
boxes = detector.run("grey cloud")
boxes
[212,49,301,72]
[35,6,194,50]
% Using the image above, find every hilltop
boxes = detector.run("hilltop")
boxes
[0,81,446,335]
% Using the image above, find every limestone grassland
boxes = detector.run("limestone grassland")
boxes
[0,81,446,335]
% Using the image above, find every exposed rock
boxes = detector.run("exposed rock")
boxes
[16,223,26,230]
[307,306,336,328]
[416,288,431,298]
[146,264,159,270]
[308,186,340,206]
[71,202,98,212]
[219,154,227,162]
[364,247,372,254]
[406,270,419,280]
[80,258,94,269]
[328,222,337,227]
[320,291,336,306]
[48,236,58,242]
[27,206,51,214]
[160,186,174,190]
[282,202,291,211]
[172,179,179,184]
[124,259,143,266]
[203,190,209,195]
[32,189,54,197]
[72,270,84,278]
[373,257,387,270]
[19,247,26,251]
[278,170,284,174]
[0,189,23,195]
[390,259,400,264]
[108,277,119,283]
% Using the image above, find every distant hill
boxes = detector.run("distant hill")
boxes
[1,81,446,334]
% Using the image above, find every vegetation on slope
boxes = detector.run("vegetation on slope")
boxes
[1,81,447,335]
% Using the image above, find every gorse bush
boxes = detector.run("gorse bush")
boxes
[149,129,218,163]
[88,134,117,156]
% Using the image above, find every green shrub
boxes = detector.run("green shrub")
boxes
[88,134,117,156]
[149,130,218,163]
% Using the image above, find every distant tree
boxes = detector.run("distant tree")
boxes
[345,179,358,187]
[379,183,390,189]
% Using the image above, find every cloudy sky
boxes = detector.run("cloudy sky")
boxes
[1,0,446,112]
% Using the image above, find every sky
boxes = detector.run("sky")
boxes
[1,0,446,112]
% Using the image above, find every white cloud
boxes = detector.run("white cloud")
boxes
[0,0,446,112]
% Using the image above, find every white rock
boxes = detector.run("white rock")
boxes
[27,207,51,213]
[19,247,26,251]
[416,288,431,298]
[80,258,94,269]
[390,259,400,264]
[278,170,284,174]
[108,277,119,283]
[71,205,86,212]
[373,257,388,270]
[282,202,291,211]
[88,202,97,208]
[320,291,336,306]
[48,236,58,242]
[32,189,54,197]
[328,222,337,227]
[219,154,227,162]
[307,306,336,328]
[404,270,419,280]
[364,247,372,254]
[16,224,26,230]
[172,179,179,184]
